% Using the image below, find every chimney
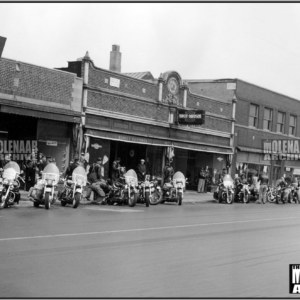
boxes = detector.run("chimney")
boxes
[109,45,121,73]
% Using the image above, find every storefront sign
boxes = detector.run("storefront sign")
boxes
[91,143,102,149]
[177,109,205,125]
[46,141,57,146]
[110,77,120,88]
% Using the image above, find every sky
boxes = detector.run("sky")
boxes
[1,3,300,99]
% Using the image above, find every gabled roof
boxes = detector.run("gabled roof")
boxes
[123,71,155,82]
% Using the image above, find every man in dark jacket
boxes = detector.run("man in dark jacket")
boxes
[112,157,121,182]
[64,158,79,179]
[198,168,206,193]
[163,159,174,183]
[137,159,146,182]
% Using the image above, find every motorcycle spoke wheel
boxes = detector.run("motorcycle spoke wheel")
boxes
[73,193,81,209]
[128,192,137,207]
[45,192,50,210]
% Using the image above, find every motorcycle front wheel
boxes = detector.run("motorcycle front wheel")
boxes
[243,193,249,204]
[145,192,150,207]
[73,193,81,209]
[0,193,5,210]
[128,192,137,207]
[178,193,182,206]
[227,193,233,204]
[149,191,162,205]
[45,192,50,210]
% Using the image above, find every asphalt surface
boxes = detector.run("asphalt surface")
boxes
[0,193,300,298]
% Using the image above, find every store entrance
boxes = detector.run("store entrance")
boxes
[109,141,147,174]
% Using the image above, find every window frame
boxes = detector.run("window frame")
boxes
[263,107,273,131]
[289,114,297,136]
[276,111,286,134]
[249,104,259,128]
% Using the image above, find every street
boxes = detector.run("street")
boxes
[0,196,300,298]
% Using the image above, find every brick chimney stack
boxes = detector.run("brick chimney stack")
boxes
[109,45,121,73]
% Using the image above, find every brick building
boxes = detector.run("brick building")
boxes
[185,79,300,185]
[0,57,83,174]
[58,45,234,189]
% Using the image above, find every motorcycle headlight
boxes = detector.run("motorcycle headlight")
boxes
[46,179,53,185]
[76,179,83,185]
[67,179,73,185]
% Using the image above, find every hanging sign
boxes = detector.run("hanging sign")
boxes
[46,141,57,146]
[177,109,205,125]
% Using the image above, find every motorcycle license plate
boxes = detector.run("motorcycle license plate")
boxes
[45,187,51,192]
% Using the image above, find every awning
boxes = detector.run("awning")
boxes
[85,129,234,155]
[237,146,264,154]
[0,104,81,123]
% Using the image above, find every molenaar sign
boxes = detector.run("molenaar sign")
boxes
[177,109,205,125]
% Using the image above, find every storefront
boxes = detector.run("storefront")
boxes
[84,126,232,190]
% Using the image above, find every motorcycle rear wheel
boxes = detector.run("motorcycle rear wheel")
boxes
[149,191,162,205]
[73,193,81,209]
[45,192,50,210]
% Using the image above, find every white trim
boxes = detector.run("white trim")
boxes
[84,62,89,85]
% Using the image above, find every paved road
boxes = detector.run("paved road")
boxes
[0,198,300,298]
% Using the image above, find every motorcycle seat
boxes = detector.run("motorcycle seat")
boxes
[114,182,123,188]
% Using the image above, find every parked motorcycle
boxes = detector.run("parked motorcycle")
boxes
[275,185,288,204]
[266,186,276,203]
[0,161,22,209]
[123,169,139,207]
[218,174,234,204]
[235,182,250,204]
[28,163,59,209]
[137,174,151,207]
[161,171,185,205]
[58,166,87,208]
[288,183,300,204]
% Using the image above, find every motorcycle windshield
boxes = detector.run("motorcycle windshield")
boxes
[173,171,185,187]
[72,166,87,186]
[125,169,138,185]
[4,161,20,174]
[3,167,17,181]
[42,163,60,183]
[223,175,234,188]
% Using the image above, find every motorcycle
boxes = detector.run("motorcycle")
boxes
[0,161,22,209]
[266,186,276,203]
[28,163,59,209]
[287,183,299,204]
[123,169,139,207]
[235,182,250,204]
[161,171,185,205]
[59,166,87,208]
[275,185,288,204]
[137,174,151,207]
[218,174,234,204]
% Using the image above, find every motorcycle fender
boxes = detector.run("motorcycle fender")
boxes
[45,187,52,193]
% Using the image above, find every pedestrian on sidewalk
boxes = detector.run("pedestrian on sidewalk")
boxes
[256,171,269,204]
[203,166,210,193]
[198,168,206,193]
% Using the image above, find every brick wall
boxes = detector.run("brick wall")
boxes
[0,58,79,107]
[88,65,159,101]
[87,90,169,122]
[235,98,249,126]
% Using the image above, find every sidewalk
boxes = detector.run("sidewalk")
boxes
[19,190,215,206]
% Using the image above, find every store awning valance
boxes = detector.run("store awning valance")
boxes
[1,104,81,123]
[85,129,234,155]
[237,146,265,154]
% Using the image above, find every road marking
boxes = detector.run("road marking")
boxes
[84,207,144,213]
[0,216,298,242]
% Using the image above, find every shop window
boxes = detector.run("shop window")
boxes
[289,115,297,136]
[249,104,259,128]
[277,111,285,133]
[263,108,272,131]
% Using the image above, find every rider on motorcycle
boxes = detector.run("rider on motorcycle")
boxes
[112,157,121,182]
[163,159,174,184]
[137,159,147,182]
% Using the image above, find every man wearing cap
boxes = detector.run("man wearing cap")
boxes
[137,159,147,182]
[112,157,121,182]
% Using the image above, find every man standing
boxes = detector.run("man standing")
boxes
[203,166,210,193]
[256,171,269,204]
[198,168,206,193]
[163,159,174,183]
[112,157,121,182]
[137,159,146,182]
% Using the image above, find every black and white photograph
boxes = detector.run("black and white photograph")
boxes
[1,2,300,298]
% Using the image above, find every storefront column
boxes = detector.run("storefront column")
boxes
[158,73,163,102]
